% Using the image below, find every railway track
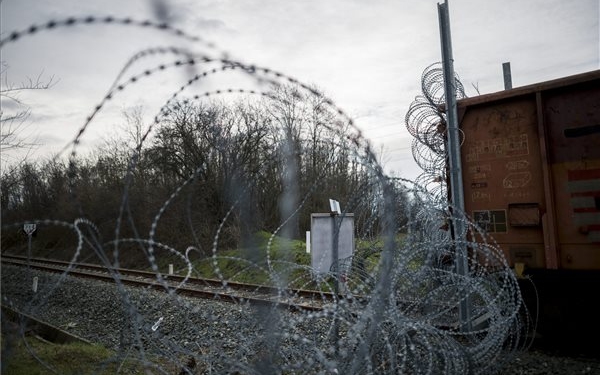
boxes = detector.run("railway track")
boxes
[1,254,340,311]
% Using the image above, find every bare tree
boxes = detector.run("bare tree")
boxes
[0,62,55,164]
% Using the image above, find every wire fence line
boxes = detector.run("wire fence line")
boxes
[1,12,532,375]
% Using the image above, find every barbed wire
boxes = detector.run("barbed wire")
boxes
[1,12,530,375]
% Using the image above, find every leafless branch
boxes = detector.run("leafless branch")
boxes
[1,63,51,158]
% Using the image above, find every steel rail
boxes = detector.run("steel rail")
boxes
[1,255,329,311]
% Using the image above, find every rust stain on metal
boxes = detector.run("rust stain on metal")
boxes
[458,69,600,270]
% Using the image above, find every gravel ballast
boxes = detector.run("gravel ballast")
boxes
[2,265,599,374]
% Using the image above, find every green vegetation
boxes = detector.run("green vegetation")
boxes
[190,231,314,287]
[0,335,177,375]
[181,231,403,291]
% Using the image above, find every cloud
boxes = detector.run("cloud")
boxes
[0,97,26,111]
[2,0,598,179]
[197,17,226,31]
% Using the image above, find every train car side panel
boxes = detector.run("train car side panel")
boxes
[543,80,600,269]
[457,70,600,271]
[459,95,547,268]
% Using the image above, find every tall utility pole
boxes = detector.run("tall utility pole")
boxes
[438,0,472,332]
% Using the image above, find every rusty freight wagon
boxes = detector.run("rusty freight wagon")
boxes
[456,69,600,350]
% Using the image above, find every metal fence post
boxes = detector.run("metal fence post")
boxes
[438,0,472,332]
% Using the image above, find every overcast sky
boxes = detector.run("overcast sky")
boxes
[1,0,599,180]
